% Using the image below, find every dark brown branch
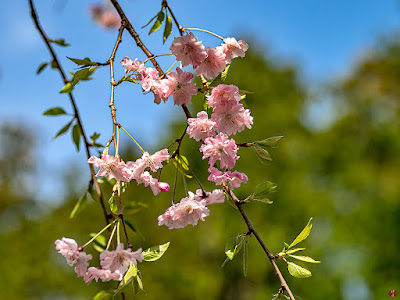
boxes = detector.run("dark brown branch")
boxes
[162,0,184,36]
[224,186,295,300]
[28,0,111,225]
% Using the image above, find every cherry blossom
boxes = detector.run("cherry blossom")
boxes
[88,154,131,182]
[206,84,241,112]
[137,171,170,195]
[84,267,122,285]
[128,149,170,179]
[192,188,225,205]
[208,167,248,189]
[55,238,92,277]
[219,37,249,64]
[199,133,239,170]
[165,68,198,106]
[89,4,121,29]
[169,32,207,68]
[195,47,227,79]
[120,57,146,74]
[211,103,253,136]
[100,243,143,274]
[152,79,170,104]
[187,111,217,141]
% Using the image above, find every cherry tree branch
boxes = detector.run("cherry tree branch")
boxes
[224,185,295,300]
[28,0,111,225]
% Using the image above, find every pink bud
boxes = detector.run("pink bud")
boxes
[158,182,170,192]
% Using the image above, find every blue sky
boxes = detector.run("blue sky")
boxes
[1,0,400,201]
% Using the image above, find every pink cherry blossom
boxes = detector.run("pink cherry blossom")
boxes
[55,238,92,277]
[89,4,121,29]
[158,193,210,229]
[219,37,249,64]
[88,154,131,182]
[100,243,143,274]
[165,68,198,106]
[120,57,146,74]
[129,149,170,180]
[206,84,241,111]
[140,67,159,92]
[151,79,170,104]
[208,167,248,189]
[195,47,227,79]
[199,133,239,170]
[211,103,253,136]
[193,188,225,206]
[137,171,170,195]
[84,267,122,285]
[169,32,207,68]
[186,111,217,141]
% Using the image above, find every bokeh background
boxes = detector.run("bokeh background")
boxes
[1,0,400,299]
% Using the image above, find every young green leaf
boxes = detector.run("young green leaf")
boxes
[87,184,100,202]
[67,57,96,66]
[109,194,119,214]
[36,62,48,74]
[225,234,246,260]
[288,217,313,249]
[251,144,272,162]
[116,263,138,294]
[71,124,81,151]
[285,247,305,255]
[70,191,88,218]
[209,65,230,87]
[51,39,70,47]
[93,290,112,300]
[141,14,158,28]
[53,119,74,139]
[149,11,165,35]
[248,181,276,202]
[43,107,67,116]
[89,233,107,251]
[142,242,170,262]
[119,75,138,84]
[288,255,320,264]
[72,67,97,85]
[163,15,172,44]
[253,136,284,149]
[60,82,73,94]
[287,261,312,278]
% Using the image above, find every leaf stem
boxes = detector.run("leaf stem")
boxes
[184,28,224,40]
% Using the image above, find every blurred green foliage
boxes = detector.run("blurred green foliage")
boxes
[1,36,400,300]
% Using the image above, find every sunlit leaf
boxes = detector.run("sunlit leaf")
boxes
[109,194,119,214]
[36,62,48,74]
[89,233,107,251]
[70,191,87,218]
[288,217,313,249]
[142,242,170,262]
[88,184,100,202]
[210,65,230,87]
[93,290,112,300]
[72,124,81,151]
[288,255,320,263]
[72,67,97,85]
[119,75,138,84]
[149,11,165,35]
[43,107,67,116]
[248,181,276,202]
[53,119,74,139]
[116,264,138,294]
[253,136,284,149]
[141,14,158,28]
[285,247,305,255]
[163,15,172,44]
[67,57,96,66]
[60,82,73,94]
[287,261,312,278]
[225,234,246,260]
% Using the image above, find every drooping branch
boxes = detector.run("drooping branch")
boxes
[28,0,111,225]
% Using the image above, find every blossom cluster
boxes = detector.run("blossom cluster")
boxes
[156,33,250,229]
[88,150,170,196]
[55,238,143,284]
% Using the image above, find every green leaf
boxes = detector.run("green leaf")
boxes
[89,233,107,251]
[90,132,101,142]
[72,67,97,85]
[253,136,284,149]
[120,75,138,84]
[288,217,313,249]
[288,255,320,263]
[50,60,59,69]
[67,57,96,66]
[51,39,70,47]
[36,62,48,74]
[225,234,246,260]
[60,82,73,94]
[88,184,100,202]
[209,65,230,87]
[149,11,165,35]
[248,181,276,202]
[116,264,137,294]
[142,242,170,262]
[43,107,67,116]
[124,220,137,233]
[93,290,112,300]
[287,261,312,278]
[53,119,74,139]
[251,144,272,162]
[72,124,81,151]
[285,247,305,254]
[163,15,172,44]
[109,194,119,214]
[70,191,88,218]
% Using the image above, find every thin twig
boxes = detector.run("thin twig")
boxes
[224,185,295,300]
[28,0,111,226]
